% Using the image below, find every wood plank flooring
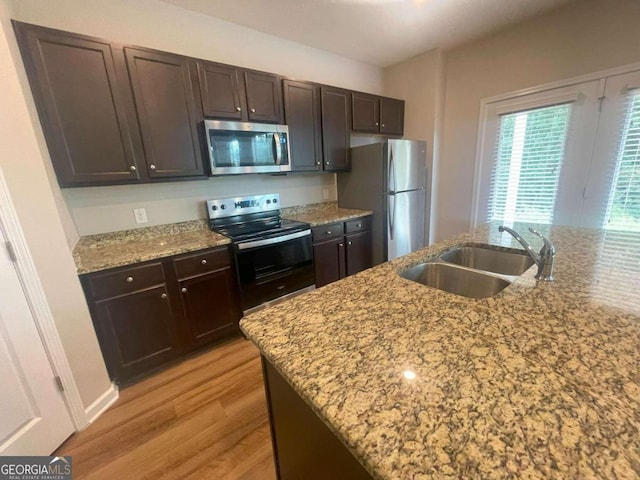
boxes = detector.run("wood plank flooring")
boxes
[56,337,276,480]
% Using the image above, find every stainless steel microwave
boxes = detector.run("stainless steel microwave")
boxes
[204,120,291,175]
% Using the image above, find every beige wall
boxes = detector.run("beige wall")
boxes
[383,48,445,243]
[436,0,640,240]
[0,0,111,409]
[10,0,383,237]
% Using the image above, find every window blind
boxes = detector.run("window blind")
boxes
[488,103,572,224]
[605,91,640,232]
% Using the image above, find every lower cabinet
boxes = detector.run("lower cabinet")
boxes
[312,216,372,288]
[81,246,242,384]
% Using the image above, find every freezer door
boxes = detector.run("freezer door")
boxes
[386,189,426,260]
[386,140,427,193]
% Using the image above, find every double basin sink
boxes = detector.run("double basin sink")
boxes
[400,245,534,299]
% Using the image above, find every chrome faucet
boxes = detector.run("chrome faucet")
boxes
[498,226,556,281]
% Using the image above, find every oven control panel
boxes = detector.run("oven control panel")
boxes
[206,193,280,219]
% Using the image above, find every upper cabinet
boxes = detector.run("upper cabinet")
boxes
[124,48,205,178]
[13,22,144,187]
[321,86,351,172]
[352,92,404,136]
[283,80,322,172]
[197,61,283,124]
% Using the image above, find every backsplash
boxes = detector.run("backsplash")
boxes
[62,173,337,236]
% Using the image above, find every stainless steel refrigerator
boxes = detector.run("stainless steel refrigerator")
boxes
[337,140,427,266]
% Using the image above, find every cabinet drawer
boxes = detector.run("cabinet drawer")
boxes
[173,247,231,279]
[345,217,371,233]
[312,222,343,243]
[84,262,165,300]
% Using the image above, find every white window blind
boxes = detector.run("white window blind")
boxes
[488,103,572,224]
[604,91,640,232]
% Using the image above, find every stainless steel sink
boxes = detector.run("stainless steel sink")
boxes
[399,262,511,299]
[440,245,534,276]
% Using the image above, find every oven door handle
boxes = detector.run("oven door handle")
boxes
[236,229,311,250]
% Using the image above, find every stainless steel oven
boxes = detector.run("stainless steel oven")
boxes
[204,120,291,175]
[207,194,314,313]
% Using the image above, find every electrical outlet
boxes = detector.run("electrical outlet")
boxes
[322,188,330,200]
[133,208,148,224]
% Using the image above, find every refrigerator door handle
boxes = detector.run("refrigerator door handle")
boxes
[387,193,396,241]
[388,143,396,193]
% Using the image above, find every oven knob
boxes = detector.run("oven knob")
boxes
[273,198,278,203]
[266,199,271,204]
[220,204,226,210]
[212,205,218,211]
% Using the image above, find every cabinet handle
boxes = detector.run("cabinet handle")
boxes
[129,165,137,171]
[326,231,331,235]
[181,287,188,294]
[250,108,256,113]
[126,276,134,283]
[149,164,156,170]
[375,122,379,126]
[381,124,385,128]
[201,259,207,265]
[348,241,352,245]
[356,224,362,228]
[236,106,242,112]
[338,243,344,247]
[315,161,321,166]
[161,293,167,299]
[325,161,330,165]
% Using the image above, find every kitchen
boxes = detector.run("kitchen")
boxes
[0,0,639,478]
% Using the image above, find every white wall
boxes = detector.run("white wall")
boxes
[0,0,111,410]
[436,0,640,240]
[10,0,383,237]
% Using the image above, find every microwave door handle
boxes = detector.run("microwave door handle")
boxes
[273,133,282,165]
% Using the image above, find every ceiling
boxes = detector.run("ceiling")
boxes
[161,0,575,67]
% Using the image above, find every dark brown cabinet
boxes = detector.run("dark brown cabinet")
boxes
[81,246,242,384]
[312,217,372,288]
[197,61,283,124]
[352,92,404,136]
[124,48,205,178]
[380,97,405,135]
[13,22,143,187]
[283,80,322,172]
[321,86,351,172]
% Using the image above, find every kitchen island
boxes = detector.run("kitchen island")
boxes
[240,222,640,479]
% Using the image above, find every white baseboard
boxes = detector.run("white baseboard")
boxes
[83,383,119,428]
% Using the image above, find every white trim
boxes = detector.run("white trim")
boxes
[493,91,579,115]
[0,168,88,430]
[84,383,119,427]
[471,61,640,229]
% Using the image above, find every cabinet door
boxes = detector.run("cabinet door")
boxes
[345,231,372,277]
[283,80,322,172]
[197,61,246,120]
[352,92,379,133]
[93,285,179,382]
[321,87,351,171]
[13,22,143,187]
[313,237,346,288]
[125,48,205,178]
[244,71,284,123]
[178,269,242,349]
[379,97,405,136]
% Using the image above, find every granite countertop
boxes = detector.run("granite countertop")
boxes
[240,222,640,479]
[73,202,372,274]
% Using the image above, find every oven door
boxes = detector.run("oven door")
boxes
[234,231,314,311]
[205,120,291,175]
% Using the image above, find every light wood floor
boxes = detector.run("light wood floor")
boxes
[56,337,276,480]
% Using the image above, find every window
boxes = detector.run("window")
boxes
[474,69,640,232]
[488,104,572,224]
[605,91,640,232]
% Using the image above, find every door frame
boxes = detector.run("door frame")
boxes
[0,167,87,430]
[471,60,640,229]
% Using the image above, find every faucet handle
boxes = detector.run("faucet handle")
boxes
[528,228,556,256]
